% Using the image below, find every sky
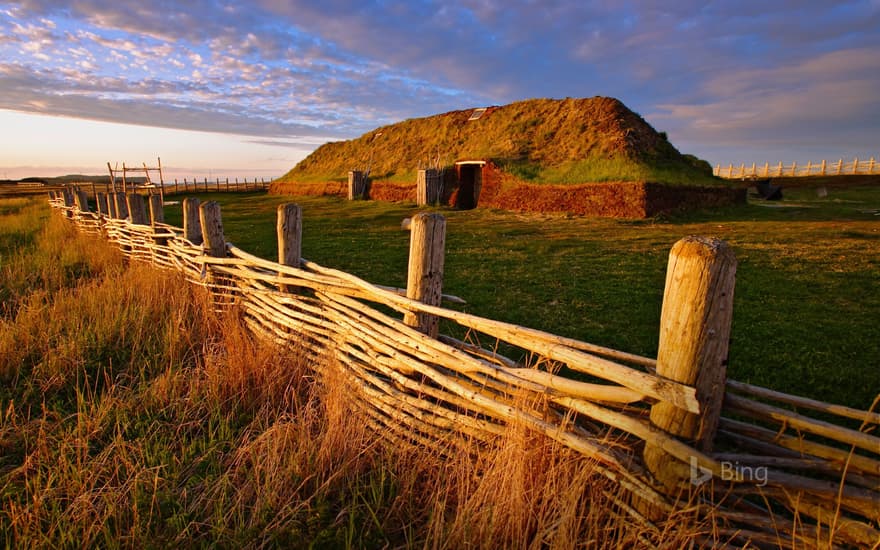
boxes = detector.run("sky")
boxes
[1,0,878,181]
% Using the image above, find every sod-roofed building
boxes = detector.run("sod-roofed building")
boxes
[271,97,744,218]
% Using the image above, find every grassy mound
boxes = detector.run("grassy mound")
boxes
[278,96,719,186]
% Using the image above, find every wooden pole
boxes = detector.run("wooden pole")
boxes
[853,157,859,174]
[149,194,165,225]
[777,161,783,177]
[183,197,203,244]
[277,203,302,292]
[790,162,797,177]
[870,157,876,174]
[122,162,128,193]
[226,177,230,192]
[216,177,220,192]
[199,201,226,257]
[107,162,116,193]
[404,212,446,337]
[763,162,769,177]
[157,157,165,203]
[643,236,736,490]
[114,192,129,219]
[204,177,208,192]
[127,193,148,225]
[727,164,733,178]
[277,203,302,268]
[837,159,843,175]
[806,160,812,175]
[820,159,826,176]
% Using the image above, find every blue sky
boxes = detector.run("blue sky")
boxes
[1,0,878,180]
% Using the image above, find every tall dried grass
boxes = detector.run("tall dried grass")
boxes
[0,200,725,548]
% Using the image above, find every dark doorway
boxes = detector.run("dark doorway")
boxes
[456,163,481,209]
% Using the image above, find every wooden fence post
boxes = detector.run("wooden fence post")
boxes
[183,197,203,244]
[127,193,149,225]
[226,177,230,191]
[75,189,90,212]
[277,203,302,292]
[95,192,107,215]
[820,159,827,176]
[762,162,769,177]
[643,236,736,491]
[776,161,783,177]
[404,212,446,337]
[114,192,129,219]
[853,157,859,174]
[106,191,117,218]
[870,157,876,174]
[277,203,302,269]
[149,194,165,225]
[199,201,226,257]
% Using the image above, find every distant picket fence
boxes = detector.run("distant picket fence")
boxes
[48,188,880,547]
[715,157,878,179]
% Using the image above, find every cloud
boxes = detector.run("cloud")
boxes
[1,0,878,166]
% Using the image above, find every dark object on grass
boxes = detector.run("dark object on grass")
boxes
[753,179,783,200]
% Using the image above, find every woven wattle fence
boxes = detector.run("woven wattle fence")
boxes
[49,190,880,547]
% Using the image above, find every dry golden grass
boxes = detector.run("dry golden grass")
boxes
[2,199,829,548]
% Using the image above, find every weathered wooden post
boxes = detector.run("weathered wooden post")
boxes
[74,189,90,212]
[225,177,230,192]
[95,192,107,215]
[643,236,736,490]
[417,169,441,206]
[148,194,164,225]
[348,170,367,200]
[106,192,117,218]
[127,193,149,225]
[820,159,827,176]
[853,157,859,175]
[404,212,446,337]
[277,203,302,292]
[199,201,226,258]
[113,192,129,219]
[183,197,202,244]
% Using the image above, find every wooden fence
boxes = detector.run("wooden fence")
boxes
[61,177,271,202]
[715,157,879,179]
[47,190,880,547]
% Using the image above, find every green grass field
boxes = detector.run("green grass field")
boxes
[163,187,880,409]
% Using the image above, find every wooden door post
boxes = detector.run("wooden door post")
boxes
[404,212,446,337]
[199,201,226,257]
[417,169,440,205]
[643,236,736,490]
[348,170,366,200]
[183,197,203,244]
